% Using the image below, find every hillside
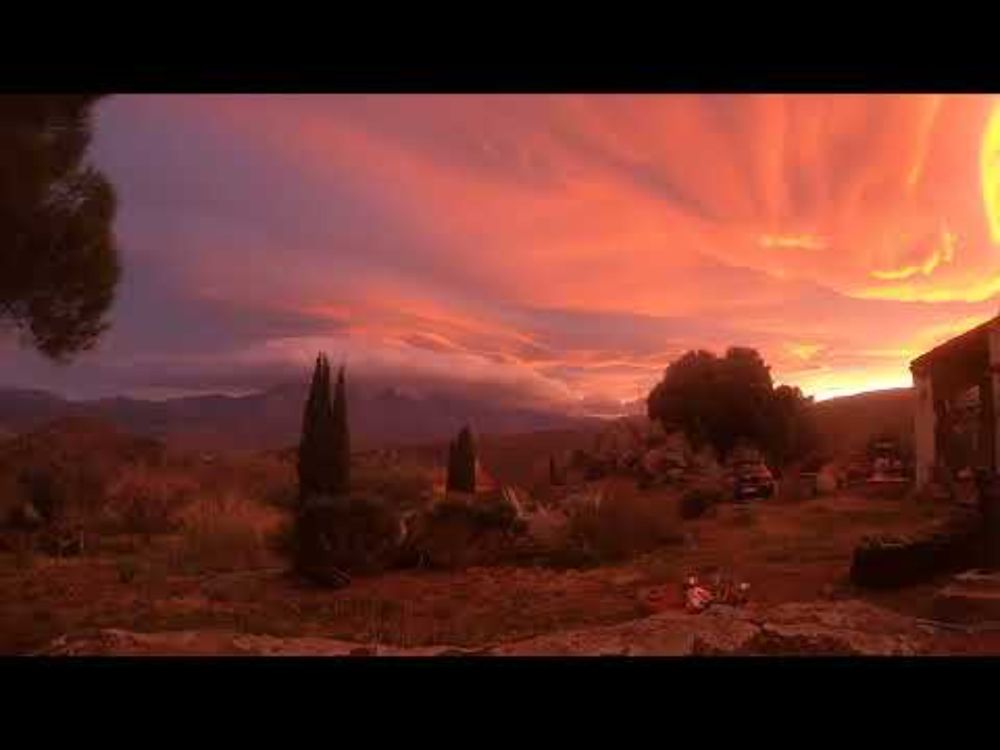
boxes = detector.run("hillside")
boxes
[0,384,917,470]
[392,426,606,488]
[0,385,602,452]
[812,387,914,456]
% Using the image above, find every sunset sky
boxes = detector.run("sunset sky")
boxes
[5,94,1000,412]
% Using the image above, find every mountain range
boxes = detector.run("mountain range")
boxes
[0,383,603,451]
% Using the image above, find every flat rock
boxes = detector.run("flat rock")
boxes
[36,600,928,656]
[35,629,487,657]
[933,570,1000,624]
[692,600,926,655]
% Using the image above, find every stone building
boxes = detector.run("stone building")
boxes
[911,315,1000,488]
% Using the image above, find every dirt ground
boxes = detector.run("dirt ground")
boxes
[3,490,998,655]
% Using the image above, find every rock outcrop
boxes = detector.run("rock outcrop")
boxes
[37,599,930,656]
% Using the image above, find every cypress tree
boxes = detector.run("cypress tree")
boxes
[446,425,476,493]
[549,455,559,485]
[330,364,351,495]
[297,353,333,501]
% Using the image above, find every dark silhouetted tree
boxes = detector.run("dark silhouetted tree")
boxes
[296,356,352,500]
[330,364,350,495]
[0,95,121,359]
[770,384,820,466]
[648,347,816,465]
[297,353,333,500]
[446,425,476,493]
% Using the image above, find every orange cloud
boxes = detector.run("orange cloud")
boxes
[759,234,828,251]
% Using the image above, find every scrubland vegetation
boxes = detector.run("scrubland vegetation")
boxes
[2,347,959,655]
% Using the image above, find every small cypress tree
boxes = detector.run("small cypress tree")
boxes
[330,364,351,495]
[446,425,476,493]
[549,455,560,486]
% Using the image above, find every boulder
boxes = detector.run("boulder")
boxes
[714,600,925,656]
[850,512,982,589]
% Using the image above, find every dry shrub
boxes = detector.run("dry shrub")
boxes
[14,462,107,524]
[525,506,571,549]
[171,493,283,574]
[405,493,524,570]
[99,465,201,535]
[564,485,684,563]
[353,462,433,512]
[176,452,296,509]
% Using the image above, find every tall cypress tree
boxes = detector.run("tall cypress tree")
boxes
[297,353,333,501]
[446,425,476,493]
[330,364,350,495]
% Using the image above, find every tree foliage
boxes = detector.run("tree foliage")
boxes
[0,95,120,359]
[647,347,818,465]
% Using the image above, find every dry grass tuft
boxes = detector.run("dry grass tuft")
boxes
[564,482,684,563]
[169,493,285,574]
[99,465,201,535]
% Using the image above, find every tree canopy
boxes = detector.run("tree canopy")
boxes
[0,95,120,360]
[647,347,818,465]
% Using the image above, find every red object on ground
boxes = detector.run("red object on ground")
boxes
[685,585,715,612]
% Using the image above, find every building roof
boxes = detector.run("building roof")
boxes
[909,315,999,373]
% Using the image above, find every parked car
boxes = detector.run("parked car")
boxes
[731,459,776,501]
